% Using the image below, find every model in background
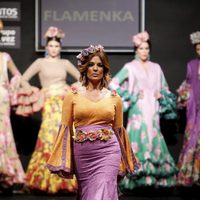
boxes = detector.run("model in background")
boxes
[109,31,177,190]
[17,27,79,194]
[47,45,140,200]
[177,31,200,186]
[0,19,25,193]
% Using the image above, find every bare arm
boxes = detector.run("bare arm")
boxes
[20,58,41,88]
[65,60,80,81]
[5,53,20,76]
[22,59,41,81]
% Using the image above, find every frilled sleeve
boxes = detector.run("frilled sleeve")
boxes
[159,69,177,119]
[15,59,43,116]
[46,91,74,178]
[109,66,138,112]
[0,52,21,106]
[176,80,190,109]
[176,63,191,109]
[113,95,140,177]
[5,52,22,106]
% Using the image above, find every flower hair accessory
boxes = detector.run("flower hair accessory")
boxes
[44,26,65,39]
[77,45,104,65]
[132,31,150,47]
[190,31,200,45]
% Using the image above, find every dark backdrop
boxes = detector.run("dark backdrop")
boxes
[3,0,200,169]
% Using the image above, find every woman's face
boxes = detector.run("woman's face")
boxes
[195,44,200,57]
[136,42,150,62]
[46,40,61,58]
[86,56,104,84]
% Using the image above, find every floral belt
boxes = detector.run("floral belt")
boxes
[73,127,114,143]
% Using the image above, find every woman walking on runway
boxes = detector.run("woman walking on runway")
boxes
[47,44,140,199]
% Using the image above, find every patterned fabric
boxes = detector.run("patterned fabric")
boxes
[177,125,200,185]
[109,60,177,190]
[25,95,77,193]
[177,58,200,186]
[0,52,25,188]
[73,127,114,142]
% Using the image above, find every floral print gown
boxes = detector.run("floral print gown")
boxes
[177,58,200,186]
[0,52,25,188]
[17,58,79,193]
[110,59,177,190]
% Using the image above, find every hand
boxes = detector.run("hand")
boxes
[154,90,161,100]
[138,90,144,99]
[20,79,32,95]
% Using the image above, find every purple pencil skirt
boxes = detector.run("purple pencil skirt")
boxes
[73,125,121,200]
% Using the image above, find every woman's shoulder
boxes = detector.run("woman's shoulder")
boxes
[124,60,137,68]
[60,58,73,65]
[109,89,122,101]
[187,58,198,66]
[148,60,160,66]
[34,57,44,63]
[0,52,11,61]
[63,86,78,102]
[1,51,9,57]
[66,84,84,97]
[147,60,162,71]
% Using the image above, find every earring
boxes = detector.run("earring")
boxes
[134,53,139,60]
[45,49,48,57]
[82,74,86,85]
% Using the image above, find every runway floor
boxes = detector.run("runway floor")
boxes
[0,187,199,200]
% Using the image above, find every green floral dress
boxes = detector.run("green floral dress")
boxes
[110,60,177,190]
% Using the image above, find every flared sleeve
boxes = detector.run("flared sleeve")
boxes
[15,59,44,116]
[6,53,22,106]
[176,63,191,109]
[176,80,190,109]
[159,68,177,119]
[46,91,74,178]
[9,74,21,106]
[113,94,140,177]
[65,59,80,80]
[109,66,138,112]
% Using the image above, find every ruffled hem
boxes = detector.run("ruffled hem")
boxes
[119,156,177,190]
[16,86,44,116]
[134,159,178,177]
[0,154,25,186]
[9,74,21,106]
[16,83,69,116]
[176,80,190,109]
[26,166,77,193]
[119,175,176,190]
[26,162,77,193]
[46,164,73,179]
[159,89,177,119]
[0,172,25,187]
[177,149,200,186]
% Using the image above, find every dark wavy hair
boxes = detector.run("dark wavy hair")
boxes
[78,50,111,89]
[194,42,200,48]
[133,39,152,52]
[46,37,61,45]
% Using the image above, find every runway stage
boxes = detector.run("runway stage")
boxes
[0,187,199,200]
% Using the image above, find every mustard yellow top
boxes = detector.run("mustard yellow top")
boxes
[62,89,122,129]
[47,88,140,178]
